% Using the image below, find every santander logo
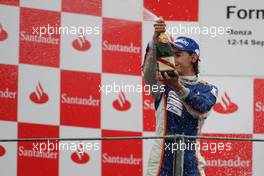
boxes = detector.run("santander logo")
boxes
[0,23,8,41]
[30,81,49,104]
[112,91,131,111]
[213,92,238,114]
[72,31,91,51]
[0,145,6,157]
[71,144,90,164]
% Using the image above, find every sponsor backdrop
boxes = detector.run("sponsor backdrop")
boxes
[0,0,264,175]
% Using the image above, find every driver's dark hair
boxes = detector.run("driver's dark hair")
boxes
[187,51,200,75]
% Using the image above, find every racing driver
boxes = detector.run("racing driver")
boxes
[142,18,218,176]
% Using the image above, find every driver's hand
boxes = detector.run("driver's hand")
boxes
[153,17,166,43]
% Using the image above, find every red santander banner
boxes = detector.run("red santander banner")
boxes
[0,64,18,121]
[102,130,142,176]
[201,134,252,176]
[254,79,264,134]
[102,18,142,76]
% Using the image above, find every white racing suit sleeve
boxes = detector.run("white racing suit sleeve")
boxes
[142,41,164,101]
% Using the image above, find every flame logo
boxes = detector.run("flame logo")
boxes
[112,91,131,111]
[29,81,49,104]
[72,30,91,51]
[0,23,8,42]
[71,144,90,164]
[0,145,6,157]
[213,92,238,114]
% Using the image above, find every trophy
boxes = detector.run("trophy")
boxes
[156,32,176,77]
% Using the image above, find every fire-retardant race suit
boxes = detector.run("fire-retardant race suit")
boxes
[143,37,218,176]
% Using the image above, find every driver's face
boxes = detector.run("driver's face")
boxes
[173,48,194,75]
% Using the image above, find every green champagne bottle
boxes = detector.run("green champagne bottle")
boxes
[156,33,176,77]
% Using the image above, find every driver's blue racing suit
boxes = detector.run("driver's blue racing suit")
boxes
[146,79,218,176]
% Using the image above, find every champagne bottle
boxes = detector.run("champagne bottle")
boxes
[156,32,176,77]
